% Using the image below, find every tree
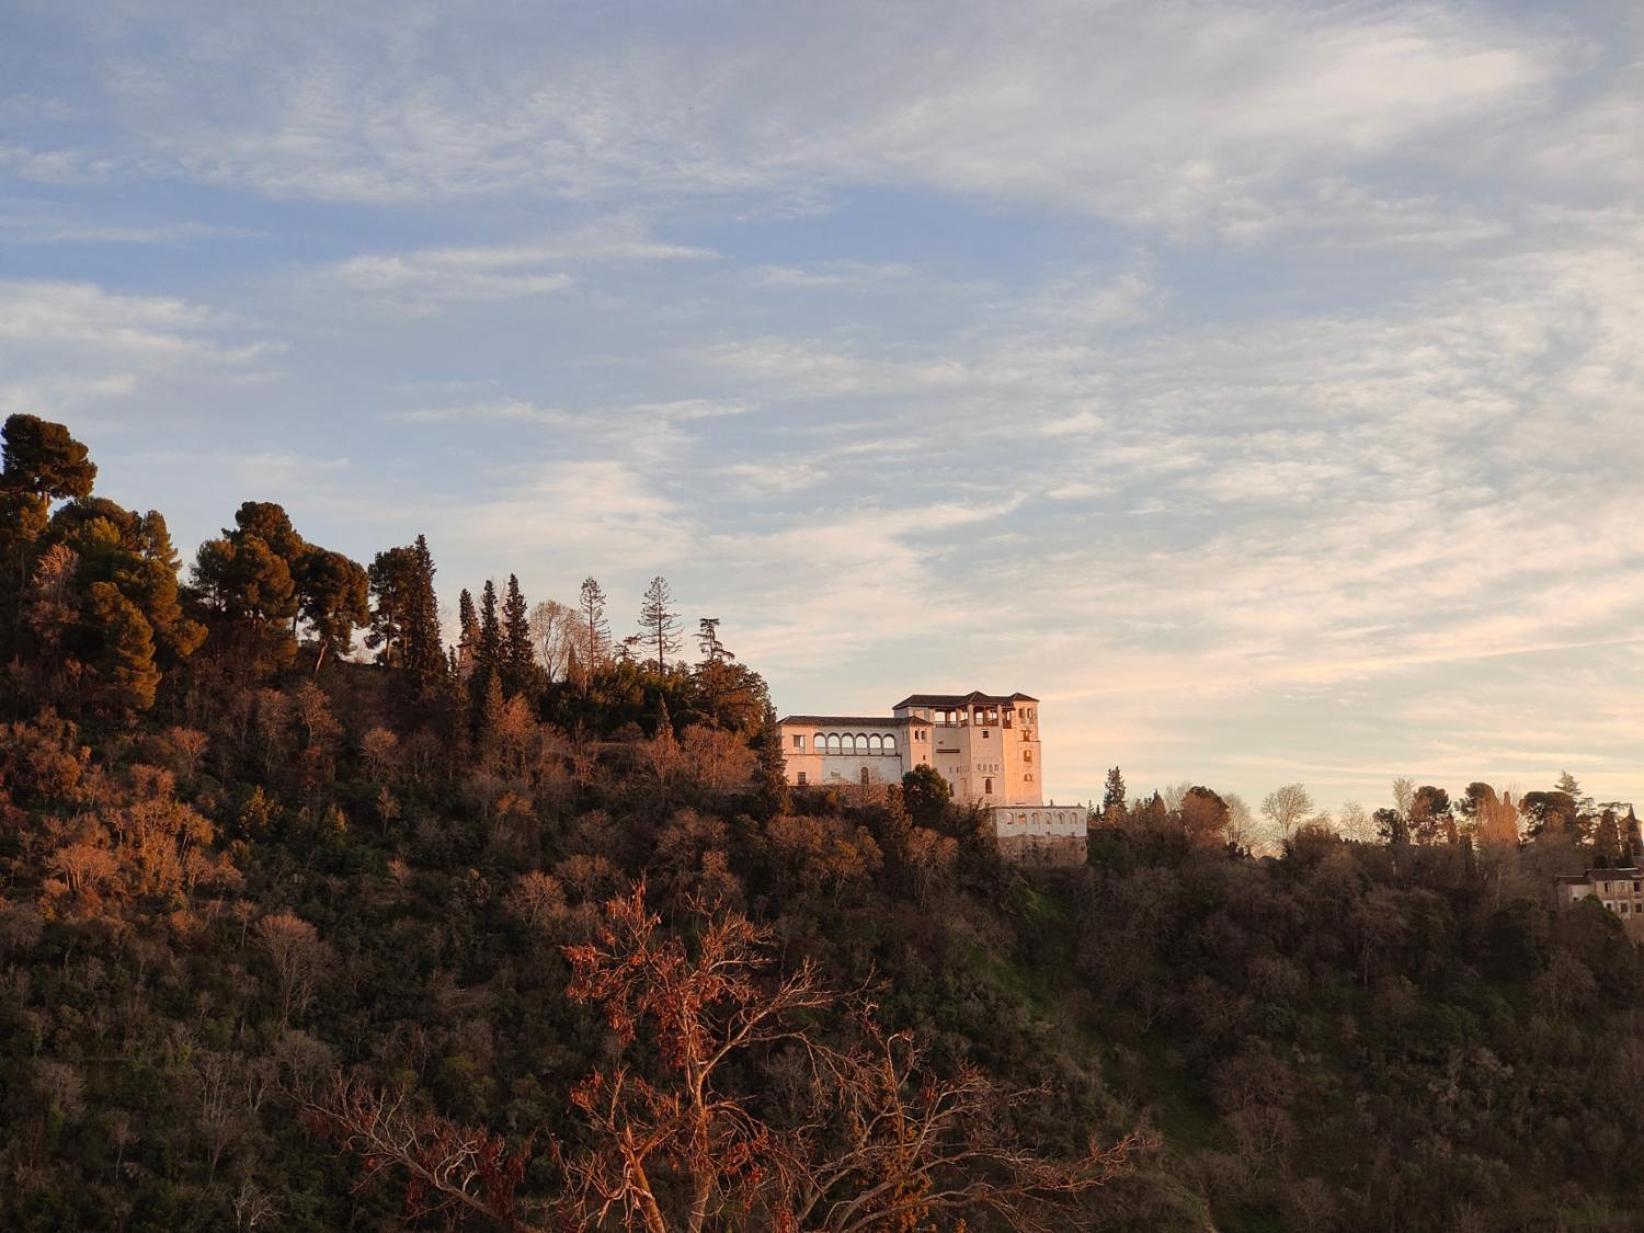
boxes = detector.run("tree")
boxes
[1336,801,1375,843]
[1408,786,1453,845]
[1,413,97,502]
[901,764,952,826]
[457,587,480,677]
[1261,783,1314,841]
[310,884,1137,1232]
[1179,786,1230,847]
[528,598,576,681]
[578,577,609,668]
[695,617,734,665]
[751,703,790,820]
[370,537,445,694]
[294,548,369,672]
[81,581,161,711]
[1101,767,1127,822]
[1373,807,1407,846]
[257,912,326,1025]
[1390,776,1415,817]
[477,579,501,684]
[1520,790,1578,838]
[403,535,446,694]
[366,545,417,667]
[501,574,534,695]
[638,576,681,672]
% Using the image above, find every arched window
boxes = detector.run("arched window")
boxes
[868,734,882,753]
[1031,812,1040,825]
[855,733,869,754]
[840,734,854,754]
[883,734,897,753]
[1024,772,1033,782]
[814,732,825,750]
[826,733,841,754]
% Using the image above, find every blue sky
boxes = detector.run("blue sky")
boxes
[4,0,1643,818]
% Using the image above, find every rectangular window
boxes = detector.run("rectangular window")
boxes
[982,729,990,739]
[796,771,807,786]
[792,734,804,749]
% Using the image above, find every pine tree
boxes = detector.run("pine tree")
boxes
[751,702,789,820]
[84,580,160,712]
[1102,767,1127,821]
[696,617,734,665]
[502,573,534,695]
[578,576,609,667]
[402,534,446,696]
[477,579,501,682]
[638,575,681,672]
[456,587,479,677]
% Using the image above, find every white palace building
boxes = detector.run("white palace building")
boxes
[777,690,1087,861]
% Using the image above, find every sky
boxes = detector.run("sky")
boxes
[3,1,1642,817]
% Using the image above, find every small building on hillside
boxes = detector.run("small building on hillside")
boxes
[1556,868,1644,941]
[776,690,1086,864]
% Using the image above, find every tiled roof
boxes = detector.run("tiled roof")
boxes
[891,690,1039,708]
[777,715,928,727]
[1558,868,1644,885]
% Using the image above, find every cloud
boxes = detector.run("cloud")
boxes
[0,216,258,245]
[23,1,1598,240]
[326,250,572,308]
[0,279,280,416]
[750,261,914,288]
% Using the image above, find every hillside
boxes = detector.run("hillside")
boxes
[3,414,1644,1232]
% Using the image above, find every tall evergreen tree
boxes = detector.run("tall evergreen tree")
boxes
[638,575,681,672]
[578,576,609,666]
[751,702,790,820]
[456,587,479,677]
[502,573,534,695]
[1102,767,1127,820]
[402,534,445,695]
[477,579,501,682]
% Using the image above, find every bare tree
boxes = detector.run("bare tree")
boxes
[529,599,577,681]
[1261,783,1314,841]
[306,884,1140,1232]
[1337,801,1375,843]
[1222,793,1256,848]
[1159,780,1195,813]
[1391,777,1415,820]
[257,912,327,1025]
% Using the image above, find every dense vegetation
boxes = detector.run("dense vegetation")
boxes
[2,414,1642,1232]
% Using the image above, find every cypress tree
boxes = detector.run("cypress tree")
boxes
[477,579,500,682]
[752,702,790,820]
[402,534,445,696]
[502,573,534,695]
[457,587,479,676]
